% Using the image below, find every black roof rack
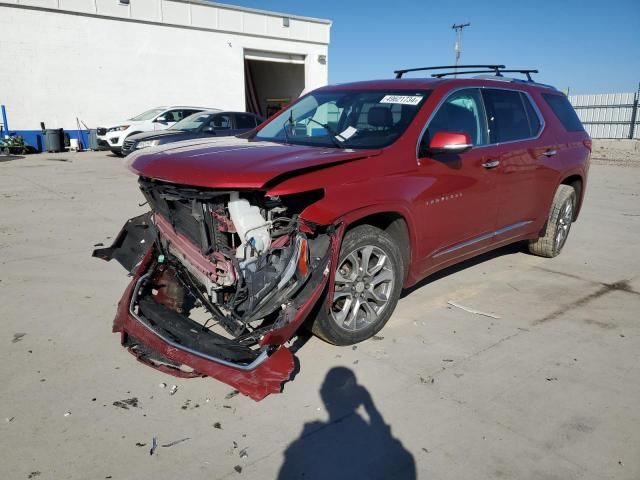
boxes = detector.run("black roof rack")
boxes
[394,65,505,79]
[432,69,539,82]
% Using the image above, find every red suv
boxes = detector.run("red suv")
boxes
[95,65,590,400]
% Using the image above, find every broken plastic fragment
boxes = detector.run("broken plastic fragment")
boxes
[149,436,157,455]
[169,385,178,395]
[64,411,72,417]
[225,390,240,400]
[239,447,248,459]
[12,333,26,343]
[447,301,501,319]
[161,437,190,448]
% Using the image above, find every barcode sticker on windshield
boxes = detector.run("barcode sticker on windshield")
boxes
[380,95,423,105]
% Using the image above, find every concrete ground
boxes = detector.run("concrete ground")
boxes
[1,146,639,480]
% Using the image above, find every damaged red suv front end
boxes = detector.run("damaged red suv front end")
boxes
[93,139,368,400]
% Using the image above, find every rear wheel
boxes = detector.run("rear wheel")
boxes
[528,184,576,258]
[311,225,404,345]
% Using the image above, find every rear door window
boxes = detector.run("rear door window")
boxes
[482,89,538,142]
[542,94,584,132]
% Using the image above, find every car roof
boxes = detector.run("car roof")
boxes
[158,106,222,111]
[186,110,260,116]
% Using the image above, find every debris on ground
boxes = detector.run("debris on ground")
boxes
[112,397,139,410]
[420,376,434,384]
[12,333,27,343]
[161,437,190,448]
[181,399,191,410]
[149,437,157,456]
[371,335,384,341]
[225,390,240,400]
[159,383,167,389]
[447,301,501,319]
[546,377,558,382]
[169,385,178,395]
[234,465,243,473]
[28,472,41,479]
[63,411,72,417]
[135,442,146,447]
[239,447,249,459]
[353,360,359,365]
[442,359,454,362]
[352,345,357,350]
[93,242,104,247]
[5,416,15,423]
[213,422,222,429]
[422,448,429,453]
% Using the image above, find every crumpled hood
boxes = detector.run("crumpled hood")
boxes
[128,137,381,189]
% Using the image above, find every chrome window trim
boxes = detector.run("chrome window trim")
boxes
[416,85,546,161]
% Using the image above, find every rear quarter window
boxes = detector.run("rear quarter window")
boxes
[542,94,584,132]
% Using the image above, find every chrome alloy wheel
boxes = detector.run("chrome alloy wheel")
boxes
[555,199,574,252]
[330,245,395,331]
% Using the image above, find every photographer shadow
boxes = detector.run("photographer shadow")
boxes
[277,367,416,480]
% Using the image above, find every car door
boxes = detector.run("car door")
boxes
[415,88,502,271]
[481,88,554,241]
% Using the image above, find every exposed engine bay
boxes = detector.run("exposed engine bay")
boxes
[94,178,334,399]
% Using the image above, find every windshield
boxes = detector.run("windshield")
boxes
[255,90,431,149]
[129,108,165,121]
[171,112,213,131]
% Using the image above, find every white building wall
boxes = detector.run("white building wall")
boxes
[0,0,330,132]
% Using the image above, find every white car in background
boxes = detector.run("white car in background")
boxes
[97,106,218,155]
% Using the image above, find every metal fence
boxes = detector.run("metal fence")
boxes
[569,89,640,139]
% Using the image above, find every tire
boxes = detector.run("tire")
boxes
[311,224,404,345]
[528,184,576,258]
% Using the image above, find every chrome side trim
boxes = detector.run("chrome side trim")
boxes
[128,273,270,371]
[433,220,532,258]
[416,86,547,161]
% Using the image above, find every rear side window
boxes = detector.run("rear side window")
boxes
[235,113,258,129]
[542,94,584,132]
[482,89,540,142]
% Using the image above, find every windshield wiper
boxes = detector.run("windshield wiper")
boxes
[305,118,347,148]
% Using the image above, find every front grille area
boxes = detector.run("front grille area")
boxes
[122,139,136,154]
[139,179,228,255]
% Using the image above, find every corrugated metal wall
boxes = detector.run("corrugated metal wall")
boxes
[569,92,640,139]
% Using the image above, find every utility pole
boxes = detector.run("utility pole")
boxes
[452,22,470,77]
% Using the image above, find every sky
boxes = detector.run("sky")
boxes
[226,0,640,94]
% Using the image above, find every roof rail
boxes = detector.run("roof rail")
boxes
[394,65,505,79]
[432,69,539,82]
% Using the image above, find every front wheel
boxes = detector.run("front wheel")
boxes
[528,184,576,258]
[311,224,404,346]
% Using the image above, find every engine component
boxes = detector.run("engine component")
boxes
[227,192,271,260]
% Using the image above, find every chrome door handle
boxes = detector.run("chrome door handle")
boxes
[543,149,557,157]
[481,160,500,169]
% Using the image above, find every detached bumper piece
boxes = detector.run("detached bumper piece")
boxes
[94,213,335,401]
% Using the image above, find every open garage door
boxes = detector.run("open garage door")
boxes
[244,50,305,118]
